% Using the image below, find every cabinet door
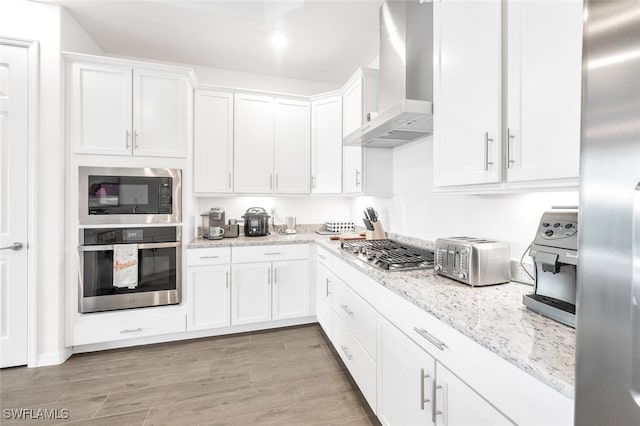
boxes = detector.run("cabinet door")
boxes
[342,146,363,194]
[342,76,363,137]
[506,0,582,183]
[274,98,311,194]
[272,260,310,321]
[71,62,133,155]
[311,96,343,194]
[187,265,230,331]
[132,69,187,158]
[433,0,502,186]
[378,315,436,426]
[193,90,233,193]
[231,262,272,325]
[233,94,274,193]
[435,364,511,426]
[316,263,333,337]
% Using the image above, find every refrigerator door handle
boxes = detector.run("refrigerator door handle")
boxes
[632,182,640,398]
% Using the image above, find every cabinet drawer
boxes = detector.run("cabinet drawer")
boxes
[332,277,377,361]
[232,244,309,263]
[332,256,378,307]
[331,312,377,412]
[316,245,333,269]
[73,311,186,346]
[187,247,231,266]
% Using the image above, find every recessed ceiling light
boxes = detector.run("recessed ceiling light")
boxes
[271,33,288,48]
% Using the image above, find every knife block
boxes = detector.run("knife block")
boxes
[366,221,386,240]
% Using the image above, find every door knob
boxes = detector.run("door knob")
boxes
[0,242,24,251]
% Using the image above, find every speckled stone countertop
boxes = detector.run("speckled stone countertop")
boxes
[187,232,576,399]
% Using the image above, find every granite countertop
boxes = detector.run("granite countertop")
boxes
[187,232,576,399]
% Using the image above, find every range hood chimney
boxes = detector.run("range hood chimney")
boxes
[344,0,433,148]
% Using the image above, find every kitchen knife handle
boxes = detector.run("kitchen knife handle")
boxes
[484,132,494,171]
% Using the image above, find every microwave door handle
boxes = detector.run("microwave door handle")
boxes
[78,242,181,252]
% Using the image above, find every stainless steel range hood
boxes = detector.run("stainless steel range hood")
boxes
[344,0,433,148]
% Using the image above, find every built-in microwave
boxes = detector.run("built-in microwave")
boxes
[79,167,181,224]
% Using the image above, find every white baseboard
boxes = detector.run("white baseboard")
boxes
[72,316,318,355]
[34,348,73,367]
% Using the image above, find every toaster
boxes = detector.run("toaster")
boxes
[434,237,511,286]
[242,207,270,237]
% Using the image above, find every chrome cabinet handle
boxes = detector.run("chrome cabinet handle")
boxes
[433,382,445,424]
[414,327,446,351]
[506,128,515,169]
[264,252,281,256]
[326,278,331,297]
[199,255,219,259]
[341,304,354,316]
[0,242,24,251]
[226,271,229,289]
[420,368,431,411]
[134,131,139,149]
[268,268,271,285]
[355,169,361,187]
[126,130,131,149]
[311,174,316,189]
[318,254,327,260]
[484,132,494,171]
[276,174,279,190]
[228,173,232,189]
[270,174,273,190]
[120,328,142,334]
[273,268,277,285]
[340,345,353,360]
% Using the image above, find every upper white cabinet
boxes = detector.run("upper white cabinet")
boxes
[274,99,311,194]
[433,0,503,187]
[341,68,393,196]
[311,94,343,194]
[233,94,310,194]
[433,0,582,190]
[193,90,233,194]
[233,93,274,194]
[505,0,582,183]
[70,60,188,158]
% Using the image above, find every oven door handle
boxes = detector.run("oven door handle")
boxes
[78,242,181,252]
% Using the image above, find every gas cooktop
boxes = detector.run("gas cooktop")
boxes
[340,240,434,271]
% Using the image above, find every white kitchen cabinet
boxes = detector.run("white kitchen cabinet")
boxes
[435,364,511,426]
[311,94,343,194]
[272,260,310,320]
[342,146,363,194]
[187,265,231,331]
[433,0,503,187]
[274,98,311,194]
[231,262,272,325]
[193,90,233,193]
[505,0,582,183]
[316,262,333,337]
[70,62,133,156]
[69,59,188,158]
[233,93,274,193]
[378,315,436,426]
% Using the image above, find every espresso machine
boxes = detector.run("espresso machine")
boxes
[201,207,225,239]
[523,209,578,327]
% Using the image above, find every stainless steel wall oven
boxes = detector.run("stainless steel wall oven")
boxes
[78,226,182,313]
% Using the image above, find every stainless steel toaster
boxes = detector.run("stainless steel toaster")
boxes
[434,237,511,286]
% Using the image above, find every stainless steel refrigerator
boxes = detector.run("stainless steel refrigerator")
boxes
[575,1,640,424]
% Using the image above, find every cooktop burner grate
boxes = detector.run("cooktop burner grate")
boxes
[340,240,434,271]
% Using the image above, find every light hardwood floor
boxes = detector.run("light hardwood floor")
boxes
[0,324,378,425]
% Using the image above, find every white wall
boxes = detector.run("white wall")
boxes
[60,8,103,54]
[352,137,579,260]
[195,196,351,237]
[0,0,66,365]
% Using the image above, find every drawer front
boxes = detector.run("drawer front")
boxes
[187,247,231,266]
[232,244,309,263]
[331,312,377,413]
[332,256,378,307]
[316,245,333,269]
[73,311,186,346]
[332,277,377,361]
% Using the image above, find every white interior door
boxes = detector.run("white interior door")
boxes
[0,44,29,368]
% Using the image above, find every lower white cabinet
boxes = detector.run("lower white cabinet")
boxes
[316,262,333,337]
[377,315,510,426]
[378,315,436,426]
[272,260,310,320]
[187,265,231,331]
[434,364,511,426]
[231,262,272,325]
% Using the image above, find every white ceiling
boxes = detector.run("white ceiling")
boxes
[50,0,383,84]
